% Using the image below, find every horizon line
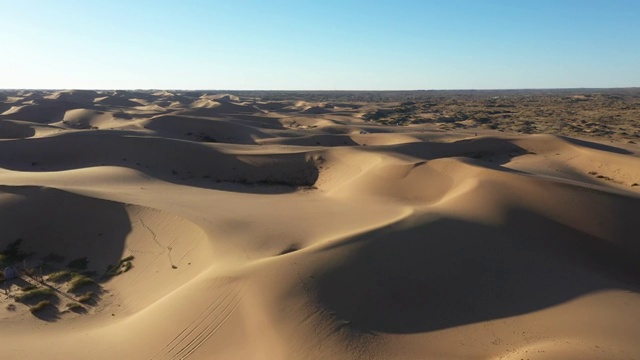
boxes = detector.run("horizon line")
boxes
[1,87,639,92]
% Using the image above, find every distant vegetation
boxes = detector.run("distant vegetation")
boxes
[182,88,640,102]
[361,92,640,142]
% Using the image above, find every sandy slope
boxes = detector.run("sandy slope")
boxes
[1,90,640,359]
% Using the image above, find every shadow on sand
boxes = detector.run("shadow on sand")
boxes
[0,131,319,194]
[0,185,132,322]
[314,208,640,334]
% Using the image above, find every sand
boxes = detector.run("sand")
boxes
[0,89,639,359]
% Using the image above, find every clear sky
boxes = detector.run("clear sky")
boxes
[1,0,638,90]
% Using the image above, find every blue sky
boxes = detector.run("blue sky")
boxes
[1,0,638,90]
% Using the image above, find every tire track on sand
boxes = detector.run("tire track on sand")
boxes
[151,278,243,360]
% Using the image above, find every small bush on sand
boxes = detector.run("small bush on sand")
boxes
[47,270,74,283]
[121,261,132,272]
[29,300,52,314]
[66,303,83,312]
[15,287,54,302]
[68,274,95,292]
[105,256,135,278]
[77,291,93,303]
[21,284,37,292]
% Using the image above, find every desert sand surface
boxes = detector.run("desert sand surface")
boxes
[1,89,640,359]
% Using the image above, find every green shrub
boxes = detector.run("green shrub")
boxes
[16,287,54,302]
[68,274,95,292]
[105,256,135,278]
[29,300,51,314]
[77,291,93,303]
[21,284,37,292]
[66,303,83,311]
[47,270,74,283]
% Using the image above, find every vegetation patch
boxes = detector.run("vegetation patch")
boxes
[21,284,37,292]
[358,91,640,141]
[66,303,83,312]
[1,244,139,318]
[47,270,74,283]
[68,274,95,292]
[77,291,94,304]
[29,300,52,314]
[105,256,135,278]
[16,287,54,302]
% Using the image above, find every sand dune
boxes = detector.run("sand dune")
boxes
[1,90,639,359]
[190,99,221,109]
[94,94,144,108]
[177,102,260,117]
[0,120,37,139]
[143,114,271,144]
[1,100,89,123]
[44,90,100,102]
[59,109,120,129]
